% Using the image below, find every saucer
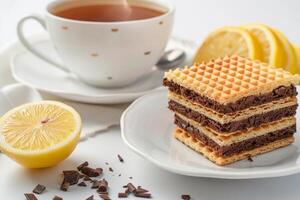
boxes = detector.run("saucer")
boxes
[121,89,300,179]
[11,34,196,104]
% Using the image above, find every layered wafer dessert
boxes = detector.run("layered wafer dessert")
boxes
[163,55,300,166]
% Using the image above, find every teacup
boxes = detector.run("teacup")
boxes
[17,0,174,87]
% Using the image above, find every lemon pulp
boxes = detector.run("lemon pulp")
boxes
[0,101,81,168]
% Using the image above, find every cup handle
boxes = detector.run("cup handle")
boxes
[17,14,69,73]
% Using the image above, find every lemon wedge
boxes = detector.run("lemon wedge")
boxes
[243,24,284,67]
[271,28,298,74]
[0,101,81,168]
[193,26,260,63]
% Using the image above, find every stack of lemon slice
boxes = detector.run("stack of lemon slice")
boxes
[194,24,299,74]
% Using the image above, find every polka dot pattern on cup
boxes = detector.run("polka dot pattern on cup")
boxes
[90,53,99,57]
[61,26,68,30]
[111,28,119,32]
[144,51,151,55]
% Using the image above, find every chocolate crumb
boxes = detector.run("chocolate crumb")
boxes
[118,174,121,177]
[63,170,80,185]
[181,194,191,200]
[247,156,253,162]
[86,195,94,200]
[77,161,89,171]
[134,193,152,198]
[118,192,128,198]
[24,193,38,200]
[105,162,109,165]
[129,176,133,179]
[60,181,70,191]
[78,182,87,187]
[32,184,46,194]
[53,195,63,200]
[117,154,124,162]
[109,167,113,172]
[81,167,103,177]
[99,194,111,200]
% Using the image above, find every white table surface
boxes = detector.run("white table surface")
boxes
[1,0,300,199]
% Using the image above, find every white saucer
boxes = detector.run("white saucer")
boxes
[121,89,300,179]
[11,34,196,104]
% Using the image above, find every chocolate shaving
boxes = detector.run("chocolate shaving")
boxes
[181,194,191,200]
[134,193,152,198]
[125,188,130,194]
[77,161,89,171]
[117,154,124,162]
[109,167,113,172]
[129,176,133,179]
[32,184,46,194]
[105,162,109,165]
[118,192,128,198]
[60,181,70,191]
[78,181,87,187]
[97,179,108,193]
[81,167,102,177]
[99,194,111,200]
[53,196,63,200]
[136,186,149,194]
[126,183,136,193]
[24,193,38,200]
[62,170,80,185]
[86,195,94,200]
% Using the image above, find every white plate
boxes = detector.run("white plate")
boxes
[11,34,196,104]
[121,89,300,179]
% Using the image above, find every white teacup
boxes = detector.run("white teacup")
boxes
[17,0,174,87]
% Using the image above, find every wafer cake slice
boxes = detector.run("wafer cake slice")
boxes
[163,55,300,165]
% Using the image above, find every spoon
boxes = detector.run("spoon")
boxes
[156,48,186,70]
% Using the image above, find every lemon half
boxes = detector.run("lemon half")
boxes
[0,101,81,168]
[193,26,260,63]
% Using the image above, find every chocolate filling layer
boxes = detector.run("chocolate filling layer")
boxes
[175,115,295,157]
[163,79,297,114]
[169,100,297,133]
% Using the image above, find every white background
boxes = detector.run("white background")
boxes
[1,0,300,200]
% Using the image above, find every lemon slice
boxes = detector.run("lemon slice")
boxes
[294,44,300,72]
[0,101,81,168]
[193,26,260,63]
[271,28,298,74]
[243,24,284,67]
